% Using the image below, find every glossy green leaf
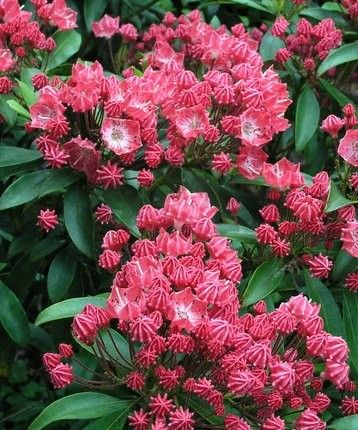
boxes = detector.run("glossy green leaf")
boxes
[259,32,285,61]
[96,185,142,237]
[0,280,30,347]
[325,181,358,212]
[64,184,94,258]
[48,246,77,302]
[7,100,30,118]
[225,0,274,13]
[84,0,108,32]
[342,291,358,376]
[295,86,320,151]
[305,270,344,337]
[0,146,41,167]
[328,415,358,429]
[0,169,79,210]
[0,95,17,126]
[46,30,82,71]
[84,410,131,430]
[319,78,354,108]
[216,224,257,244]
[318,42,358,76]
[242,259,285,307]
[28,393,133,430]
[35,296,107,326]
[16,79,37,106]
[79,329,131,369]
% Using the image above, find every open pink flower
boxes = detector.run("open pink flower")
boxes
[262,158,304,189]
[0,49,15,72]
[236,146,268,179]
[175,105,210,140]
[92,15,120,38]
[338,129,358,167]
[101,118,142,156]
[47,0,77,29]
[341,220,358,258]
[236,108,272,147]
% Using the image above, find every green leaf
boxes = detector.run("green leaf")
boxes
[7,100,30,118]
[0,169,80,210]
[216,224,257,244]
[0,95,17,126]
[0,280,30,347]
[318,42,358,76]
[28,393,133,430]
[46,30,82,71]
[96,185,142,237]
[16,79,37,106]
[84,0,108,32]
[325,181,358,212]
[305,270,344,337]
[319,78,354,107]
[64,184,94,258]
[227,0,273,13]
[0,146,41,167]
[35,296,107,326]
[332,250,358,281]
[84,409,132,430]
[342,291,358,376]
[295,85,320,151]
[79,329,131,369]
[48,246,77,302]
[328,415,358,430]
[242,259,285,307]
[259,32,285,61]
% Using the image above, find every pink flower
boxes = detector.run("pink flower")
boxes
[62,136,101,182]
[168,407,194,430]
[320,114,344,138]
[345,273,358,292]
[92,15,120,39]
[226,197,240,215]
[37,209,59,232]
[271,16,289,38]
[262,158,304,189]
[49,363,74,389]
[95,204,113,224]
[0,49,15,72]
[338,129,358,167]
[47,0,77,30]
[236,146,268,179]
[101,118,142,156]
[341,396,358,415]
[295,410,326,430]
[137,169,155,187]
[119,23,138,42]
[306,254,333,279]
[168,287,207,331]
[96,161,124,189]
[175,105,210,140]
[341,220,358,258]
[236,108,272,147]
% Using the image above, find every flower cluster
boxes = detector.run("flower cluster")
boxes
[92,14,137,42]
[273,17,342,73]
[0,0,78,93]
[43,188,354,429]
[255,168,358,277]
[27,11,291,189]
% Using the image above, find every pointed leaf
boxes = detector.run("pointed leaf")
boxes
[328,415,358,430]
[325,181,358,212]
[295,85,320,151]
[46,30,82,71]
[342,291,358,376]
[0,281,30,347]
[305,270,344,337]
[260,32,285,61]
[35,296,107,326]
[48,246,77,302]
[0,146,41,167]
[7,100,30,118]
[28,393,132,430]
[64,184,94,258]
[96,185,142,237]
[318,42,358,77]
[242,259,285,307]
[216,224,257,244]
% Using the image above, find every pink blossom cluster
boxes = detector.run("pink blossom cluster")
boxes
[43,188,354,429]
[341,0,358,19]
[273,17,342,73]
[255,169,358,276]
[27,11,292,188]
[92,14,137,42]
